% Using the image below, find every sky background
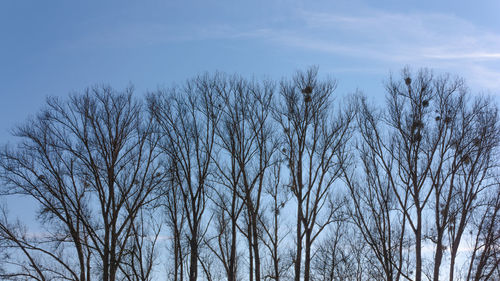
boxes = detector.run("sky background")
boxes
[0,0,499,269]
[1,0,500,142]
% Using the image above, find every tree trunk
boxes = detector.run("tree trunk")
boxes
[433,228,444,281]
[449,249,456,281]
[103,236,109,281]
[304,229,312,281]
[415,210,422,281]
[274,211,280,281]
[252,213,261,281]
[189,236,198,281]
[294,207,302,281]
[248,224,254,281]
[229,215,237,281]
[174,230,180,281]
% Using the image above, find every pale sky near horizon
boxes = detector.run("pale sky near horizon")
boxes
[1,0,500,142]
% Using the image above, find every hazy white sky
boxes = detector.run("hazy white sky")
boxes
[1,0,500,144]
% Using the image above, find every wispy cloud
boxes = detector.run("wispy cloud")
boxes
[62,5,500,92]
[294,10,500,59]
[229,8,500,92]
[424,52,500,60]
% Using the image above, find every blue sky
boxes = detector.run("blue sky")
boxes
[1,0,500,145]
[0,0,499,269]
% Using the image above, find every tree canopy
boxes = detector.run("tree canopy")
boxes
[1,68,499,281]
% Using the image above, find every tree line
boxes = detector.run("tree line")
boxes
[0,67,498,281]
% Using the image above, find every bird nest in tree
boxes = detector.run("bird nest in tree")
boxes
[302,86,313,103]
[412,132,422,142]
[405,77,412,86]
[301,86,313,94]
[411,120,424,131]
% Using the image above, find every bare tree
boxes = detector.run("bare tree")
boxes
[382,69,441,281]
[274,67,354,281]
[0,204,79,281]
[350,68,499,281]
[1,67,498,281]
[163,162,187,281]
[311,219,367,281]
[466,181,500,281]
[205,76,247,281]
[343,94,412,281]
[120,209,161,281]
[440,96,499,281]
[259,155,292,281]
[149,75,221,281]
[0,87,162,281]
[231,78,276,281]
[205,75,277,281]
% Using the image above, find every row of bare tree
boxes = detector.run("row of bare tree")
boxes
[0,67,498,281]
